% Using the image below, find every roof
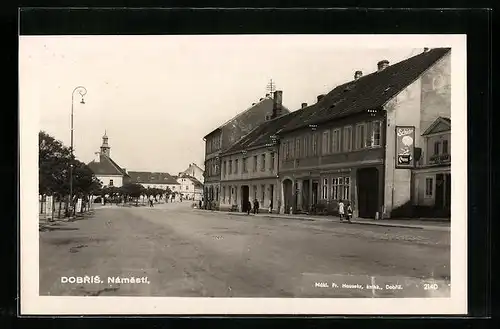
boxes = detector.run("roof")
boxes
[422,116,451,136]
[88,154,129,177]
[176,174,204,188]
[222,110,301,155]
[203,97,290,139]
[281,48,451,133]
[127,171,180,185]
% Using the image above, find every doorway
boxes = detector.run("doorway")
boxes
[357,167,379,218]
[435,173,451,211]
[302,180,310,211]
[282,179,293,212]
[241,185,249,212]
[270,184,275,210]
[312,180,319,207]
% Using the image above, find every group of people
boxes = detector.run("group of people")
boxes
[337,199,353,223]
[245,199,261,215]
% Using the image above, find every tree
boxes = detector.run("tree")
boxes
[120,183,144,206]
[39,131,102,216]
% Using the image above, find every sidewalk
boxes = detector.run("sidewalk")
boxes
[196,209,450,232]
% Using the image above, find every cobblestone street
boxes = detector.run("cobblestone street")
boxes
[39,202,450,298]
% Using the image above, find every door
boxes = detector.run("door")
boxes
[241,185,249,212]
[435,173,444,209]
[283,179,293,212]
[302,180,310,211]
[270,184,274,210]
[357,167,379,218]
[312,181,319,206]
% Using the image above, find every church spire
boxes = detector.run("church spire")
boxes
[100,130,110,157]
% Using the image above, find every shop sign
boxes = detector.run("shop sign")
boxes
[395,126,415,168]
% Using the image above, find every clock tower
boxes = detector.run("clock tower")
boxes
[100,130,110,157]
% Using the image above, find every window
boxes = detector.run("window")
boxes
[290,140,295,159]
[270,152,275,170]
[332,128,341,153]
[243,157,248,172]
[261,154,266,171]
[283,142,289,160]
[234,159,238,174]
[370,121,382,147]
[312,133,318,155]
[228,160,232,174]
[303,135,308,157]
[222,186,226,201]
[434,141,441,155]
[322,178,328,199]
[253,156,258,171]
[222,161,226,176]
[343,126,353,151]
[253,185,257,199]
[443,140,449,154]
[356,123,366,149]
[425,177,433,197]
[185,186,189,191]
[322,131,330,155]
[109,179,114,186]
[261,184,265,202]
[295,138,301,158]
[332,176,351,200]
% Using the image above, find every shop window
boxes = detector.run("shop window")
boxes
[322,178,328,199]
[332,176,351,200]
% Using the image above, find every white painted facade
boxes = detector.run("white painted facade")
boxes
[176,177,203,200]
[96,175,123,188]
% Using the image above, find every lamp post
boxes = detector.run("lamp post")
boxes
[69,86,87,215]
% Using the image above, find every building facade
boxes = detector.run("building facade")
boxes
[180,163,205,184]
[276,48,451,219]
[218,108,296,212]
[412,117,451,217]
[87,132,129,188]
[126,171,180,192]
[203,91,290,206]
[176,174,204,201]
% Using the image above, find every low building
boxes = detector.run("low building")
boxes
[126,171,180,193]
[276,48,451,218]
[412,117,451,217]
[175,174,204,201]
[219,99,299,213]
[87,132,129,187]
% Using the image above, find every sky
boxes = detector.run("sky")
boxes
[20,35,424,174]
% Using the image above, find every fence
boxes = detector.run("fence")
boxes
[39,194,94,222]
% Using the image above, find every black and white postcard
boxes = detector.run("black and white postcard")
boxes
[19,34,467,315]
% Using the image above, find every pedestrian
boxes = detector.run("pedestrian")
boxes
[268,200,273,213]
[346,201,353,223]
[253,199,260,214]
[338,199,345,222]
[198,199,202,209]
[149,195,154,207]
[246,199,252,215]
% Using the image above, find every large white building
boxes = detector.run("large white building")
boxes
[87,132,129,187]
[180,163,205,183]
[127,171,180,193]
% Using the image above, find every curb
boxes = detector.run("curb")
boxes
[194,209,449,231]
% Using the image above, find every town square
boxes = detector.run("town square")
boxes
[24,36,454,299]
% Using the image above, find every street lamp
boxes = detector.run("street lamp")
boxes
[69,86,87,215]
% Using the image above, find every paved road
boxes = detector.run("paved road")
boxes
[39,202,451,298]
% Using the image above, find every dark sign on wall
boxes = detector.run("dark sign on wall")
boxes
[395,126,415,168]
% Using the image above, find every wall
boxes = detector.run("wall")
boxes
[221,146,279,182]
[220,178,280,212]
[383,77,422,217]
[419,52,451,140]
[96,175,123,188]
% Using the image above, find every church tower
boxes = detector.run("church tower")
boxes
[100,130,110,157]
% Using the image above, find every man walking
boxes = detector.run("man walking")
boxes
[253,199,260,214]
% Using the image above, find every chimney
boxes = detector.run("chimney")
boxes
[259,98,264,101]
[94,152,100,163]
[377,60,389,72]
[265,93,270,98]
[301,102,308,109]
[123,168,127,174]
[423,47,430,53]
[272,90,283,119]
[354,70,363,80]
[252,103,256,106]
[317,94,325,102]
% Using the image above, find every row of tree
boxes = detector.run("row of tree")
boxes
[39,131,176,215]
